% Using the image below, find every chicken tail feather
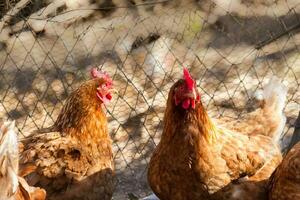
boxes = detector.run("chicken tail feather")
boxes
[0,120,19,198]
[262,76,287,143]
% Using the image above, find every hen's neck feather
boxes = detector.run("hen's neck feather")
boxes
[53,79,108,141]
[162,95,218,144]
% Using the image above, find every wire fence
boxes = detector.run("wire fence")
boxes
[1,0,300,199]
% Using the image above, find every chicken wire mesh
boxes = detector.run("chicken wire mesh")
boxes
[1,0,300,199]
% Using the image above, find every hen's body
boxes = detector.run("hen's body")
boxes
[20,78,115,200]
[148,74,286,200]
[268,141,300,200]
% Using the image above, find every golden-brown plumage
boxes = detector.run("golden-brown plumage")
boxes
[20,70,115,200]
[268,141,300,200]
[148,70,285,200]
[217,77,287,144]
[217,128,300,200]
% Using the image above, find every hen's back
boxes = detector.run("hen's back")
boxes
[20,131,115,200]
[217,76,287,144]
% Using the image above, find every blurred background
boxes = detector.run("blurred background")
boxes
[1,0,300,199]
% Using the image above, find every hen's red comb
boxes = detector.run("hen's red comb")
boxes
[183,67,195,90]
[91,67,110,79]
[91,68,112,84]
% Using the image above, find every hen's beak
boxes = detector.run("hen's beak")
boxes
[185,88,197,99]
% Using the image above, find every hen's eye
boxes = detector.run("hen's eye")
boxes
[175,86,184,92]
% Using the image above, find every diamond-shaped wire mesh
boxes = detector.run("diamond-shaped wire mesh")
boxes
[1,0,300,199]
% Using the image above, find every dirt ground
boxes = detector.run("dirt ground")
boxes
[1,0,300,199]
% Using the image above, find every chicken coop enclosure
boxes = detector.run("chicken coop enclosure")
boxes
[1,0,300,199]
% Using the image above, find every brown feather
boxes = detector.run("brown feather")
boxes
[268,141,300,200]
[20,78,115,200]
[148,79,282,200]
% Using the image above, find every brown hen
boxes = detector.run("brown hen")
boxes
[20,68,115,200]
[148,68,286,200]
[211,109,300,200]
